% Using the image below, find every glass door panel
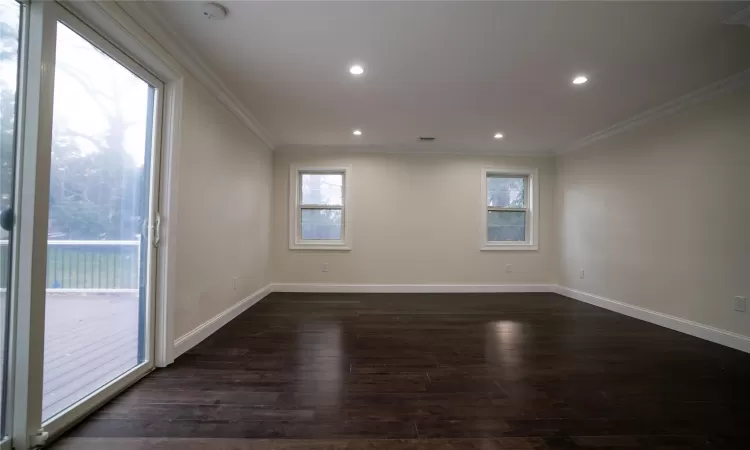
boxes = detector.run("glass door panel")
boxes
[0,0,21,438]
[42,21,157,422]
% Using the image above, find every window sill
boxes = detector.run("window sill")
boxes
[481,243,538,251]
[290,243,352,251]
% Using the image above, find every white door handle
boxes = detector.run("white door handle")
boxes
[153,213,161,248]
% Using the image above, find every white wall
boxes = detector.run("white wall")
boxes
[556,84,750,336]
[271,151,556,285]
[173,75,272,337]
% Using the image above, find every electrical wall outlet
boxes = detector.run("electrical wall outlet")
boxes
[505,264,512,273]
[734,296,747,313]
[322,263,329,273]
[580,269,585,279]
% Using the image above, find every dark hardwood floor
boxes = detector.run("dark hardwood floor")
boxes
[52,292,750,449]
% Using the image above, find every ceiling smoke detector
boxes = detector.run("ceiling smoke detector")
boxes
[201,2,228,20]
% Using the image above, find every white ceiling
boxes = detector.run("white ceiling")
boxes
[151,1,750,155]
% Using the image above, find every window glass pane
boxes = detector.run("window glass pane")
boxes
[488,211,526,242]
[301,208,342,240]
[301,173,342,205]
[0,0,21,434]
[487,176,525,208]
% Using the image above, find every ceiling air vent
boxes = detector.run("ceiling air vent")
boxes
[418,137,436,142]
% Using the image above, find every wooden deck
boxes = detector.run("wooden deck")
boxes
[43,292,140,421]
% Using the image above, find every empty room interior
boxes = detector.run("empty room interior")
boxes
[0,0,748,449]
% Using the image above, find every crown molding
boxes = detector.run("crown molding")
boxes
[725,6,750,28]
[559,68,750,154]
[117,1,279,150]
[277,144,554,158]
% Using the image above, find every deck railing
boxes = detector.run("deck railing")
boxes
[0,240,141,291]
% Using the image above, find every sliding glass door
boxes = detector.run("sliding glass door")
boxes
[1,1,164,446]
[41,18,161,424]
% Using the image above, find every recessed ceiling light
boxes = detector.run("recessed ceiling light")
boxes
[349,64,364,76]
[352,129,362,136]
[572,75,588,85]
[494,133,504,139]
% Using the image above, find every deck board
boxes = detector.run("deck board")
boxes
[43,293,140,421]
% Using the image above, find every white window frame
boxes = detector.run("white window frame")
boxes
[289,165,352,251]
[480,167,539,251]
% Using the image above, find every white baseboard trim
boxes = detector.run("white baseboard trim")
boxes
[554,285,750,354]
[173,284,273,357]
[271,283,555,293]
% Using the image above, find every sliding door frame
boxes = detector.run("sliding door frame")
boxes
[42,1,164,438]
[10,1,174,447]
[60,0,184,371]
[11,1,57,447]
